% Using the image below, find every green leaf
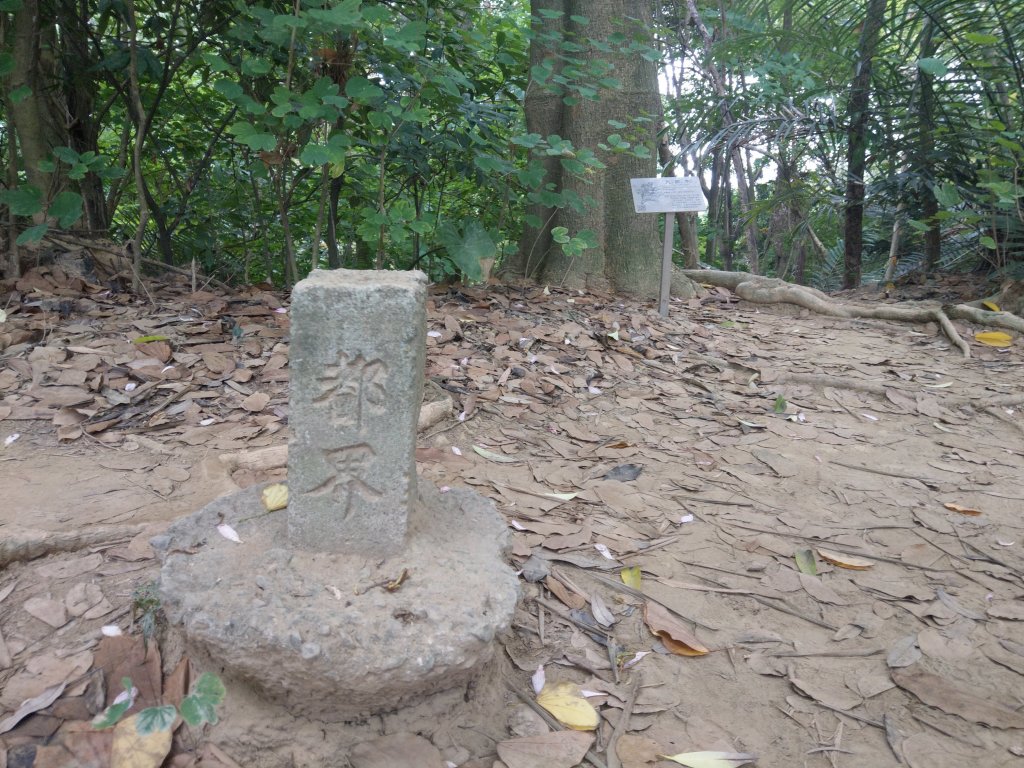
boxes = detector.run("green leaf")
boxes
[794,548,817,575]
[345,76,383,104]
[92,699,132,730]
[773,396,787,414]
[934,183,961,207]
[0,0,23,11]
[214,79,244,100]
[306,0,363,29]
[202,52,232,73]
[980,236,998,249]
[15,224,48,245]
[92,678,137,731]
[179,673,226,727]
[49,191,83,228]
[135,706,177,735]
[437,219,496,282]
[0,185,44,216]
[0,52,14,77]
[228,122,277,152]
[964,32,1001,45]
[916,58,947,77]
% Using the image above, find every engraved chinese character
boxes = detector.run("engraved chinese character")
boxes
[307,443,383,519]
[312,352,388,430]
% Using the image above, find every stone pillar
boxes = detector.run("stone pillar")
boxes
[287,269,426,555]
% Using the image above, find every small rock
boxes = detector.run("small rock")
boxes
[520,554,550,583]
[287,631,302,649]
[300,642,321,659]
[317,624,331,637]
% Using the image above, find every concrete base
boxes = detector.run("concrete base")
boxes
[152,481,518,720]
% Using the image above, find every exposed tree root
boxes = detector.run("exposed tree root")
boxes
[0,524,147,569]
[682,270,1024,358]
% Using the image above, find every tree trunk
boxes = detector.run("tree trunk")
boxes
[510,0,565,280]
[843,0,887,289]
[917,18,941,271]
[513,0,662,296]
[684,0,760,273]
[2,0,67,202]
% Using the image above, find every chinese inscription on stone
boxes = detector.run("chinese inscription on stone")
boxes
[287,269,427,555]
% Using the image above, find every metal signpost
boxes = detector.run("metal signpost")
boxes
[629,176,708,317]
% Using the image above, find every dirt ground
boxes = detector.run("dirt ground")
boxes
[2,266,1024,768]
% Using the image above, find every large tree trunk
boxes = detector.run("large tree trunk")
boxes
[2,1,67,202]
[843,0,887,289]
[512,0,662,296]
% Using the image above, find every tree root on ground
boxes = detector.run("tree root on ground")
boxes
[681,270,1024,359]
[0,524,147,569]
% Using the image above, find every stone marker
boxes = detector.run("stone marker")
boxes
[288,269,426,555]
[153,268,519,742]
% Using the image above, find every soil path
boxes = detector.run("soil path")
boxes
[2,270,1023,767]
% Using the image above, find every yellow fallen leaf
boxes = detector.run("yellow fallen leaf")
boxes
[643,601,709,656]
[536,682,599,731]
[620,566,642,589]
[111,714,172,768]
[943,502,982,516]
[981,300,1000,312]
[817,548,874,570]
[975,331,1012,348]
[660,750,757,768]
[262,483,288,511]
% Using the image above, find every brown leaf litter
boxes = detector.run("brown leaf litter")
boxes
[2,265,1024,767]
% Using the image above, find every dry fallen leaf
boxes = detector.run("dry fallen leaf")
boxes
[261,483,288,511]
[216,523,242,543]
[943,502,982,516]
[0,682,66,734]
[111,713,173,768]
[660,750,757,767]
[590,594,616,627]
[974,330,1012,347]
[496,730,595,768]
[472,444,522,463]
[616,733,663,768]
[643,600,709,656]
[536,681,600,731]
[890,666,1024,729]
[817,548,874,569]
[621,566,642,589]
[887,634,922,668]
[987,601,1024,621]
[981,300,1001,312]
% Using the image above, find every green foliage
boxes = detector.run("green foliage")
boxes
[93,672,226,733]
[131,582,162,641]
[179,672,227,727]
[437,219,496,282]
[2,0,1020,287]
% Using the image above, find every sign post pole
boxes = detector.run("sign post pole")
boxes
[658,213,674,318]
[630,176,708,318]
